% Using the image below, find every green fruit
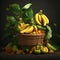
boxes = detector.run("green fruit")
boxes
[25,49,29,53]
[34,49,41,54]
[5,42,12,48]
[41,46,48,53]
[36,45,40,50]
[37,25,46,30]
[12,45,18,52]
[21,46,30,51]
[46,43,57,51]
[45,25,52,40]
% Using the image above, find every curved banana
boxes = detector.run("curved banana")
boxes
[33,25,38,31]
[38,14,42,23]
[41,14,49,26]
[42,14,49,24]
[46,43,57,51]
[41,14,47,26]
[18,23,29,31]
[35,13,41,25]
[20,26,34,33]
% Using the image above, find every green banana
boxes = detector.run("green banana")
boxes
[45,25,52,40]
[46,43,57,51]
[46,25,52,33]
[45,32,52,40]
[37,25,46,30]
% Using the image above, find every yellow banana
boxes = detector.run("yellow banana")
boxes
[41,14,47,26]
[20,26,34,34]
[38,14,42,23]
[23,23,29,29]
[35,13,41,25]
[20,23,25,30]
[33,25,38,31]
[41,14,49,26]
[18,23,29,31]
[42,14,49,24]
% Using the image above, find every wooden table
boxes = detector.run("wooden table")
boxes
[0,52,60,60]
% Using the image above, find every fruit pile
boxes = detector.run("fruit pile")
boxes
[16,3,52,41]
[2,42,57,55]
[5,3,52,40]
[18,10,49,34]
[2,3,57,54]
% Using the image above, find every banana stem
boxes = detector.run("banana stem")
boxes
[39,10,43,15]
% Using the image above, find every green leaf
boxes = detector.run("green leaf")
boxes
[21,3,34,24]
[22,8,34,24]
[22,3,32,9]
[2,32,10,40]
[4,23,10,30]
[7,16,18,25]
[54,23,57,27]
[26,8,34,20]
[7,4,21,15]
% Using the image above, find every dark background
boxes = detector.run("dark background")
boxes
[0,0,60,47]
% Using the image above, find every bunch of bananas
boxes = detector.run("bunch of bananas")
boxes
[17,10,50,34]
[35,10,49,26]
[18,22,38,34]
[20,25,34,34]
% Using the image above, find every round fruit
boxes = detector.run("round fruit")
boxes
[41,46,48,53]
[34,49,41,54]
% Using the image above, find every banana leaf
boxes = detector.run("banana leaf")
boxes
[22,4,35,24]
[6,4,21,15]
[22,3,32,9]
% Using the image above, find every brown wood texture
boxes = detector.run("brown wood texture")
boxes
[17,32,45,46]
